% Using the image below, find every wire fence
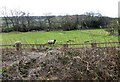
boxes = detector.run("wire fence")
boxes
[0,42,119,50]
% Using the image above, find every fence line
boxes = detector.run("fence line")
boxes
[0,42,119,50]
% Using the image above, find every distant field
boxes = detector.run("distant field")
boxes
[0,29,118,45]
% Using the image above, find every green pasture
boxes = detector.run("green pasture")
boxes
[0,29,118,45]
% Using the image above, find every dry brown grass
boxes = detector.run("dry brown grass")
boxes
[2,47,119,80]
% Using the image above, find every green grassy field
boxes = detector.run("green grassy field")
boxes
[1,29,118,45]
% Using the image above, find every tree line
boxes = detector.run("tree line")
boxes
[0,9,118,34]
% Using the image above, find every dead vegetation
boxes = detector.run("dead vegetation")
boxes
[2,47,119,80]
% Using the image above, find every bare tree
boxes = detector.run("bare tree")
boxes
[61,15,76,31]
[43,13,55,31]
[1,7,32,32]
[106,19,119,35]
[1,7,10,32]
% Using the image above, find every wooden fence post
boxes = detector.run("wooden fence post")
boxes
[15,41,22,51]
[62,44,68,48]
[91,43,97,48]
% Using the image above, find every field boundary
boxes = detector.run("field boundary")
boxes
[0,42,119,49]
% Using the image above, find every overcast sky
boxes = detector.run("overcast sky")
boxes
[0,0,119,17]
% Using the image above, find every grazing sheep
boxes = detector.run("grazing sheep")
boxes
[48,40,56,44]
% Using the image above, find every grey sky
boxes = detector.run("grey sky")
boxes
[0,0,119,17]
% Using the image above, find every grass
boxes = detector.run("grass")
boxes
[0,29,118,45]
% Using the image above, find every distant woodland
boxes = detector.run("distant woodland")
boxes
[0,10,119,35]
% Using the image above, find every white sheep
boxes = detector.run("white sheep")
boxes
[47,40,56,44]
